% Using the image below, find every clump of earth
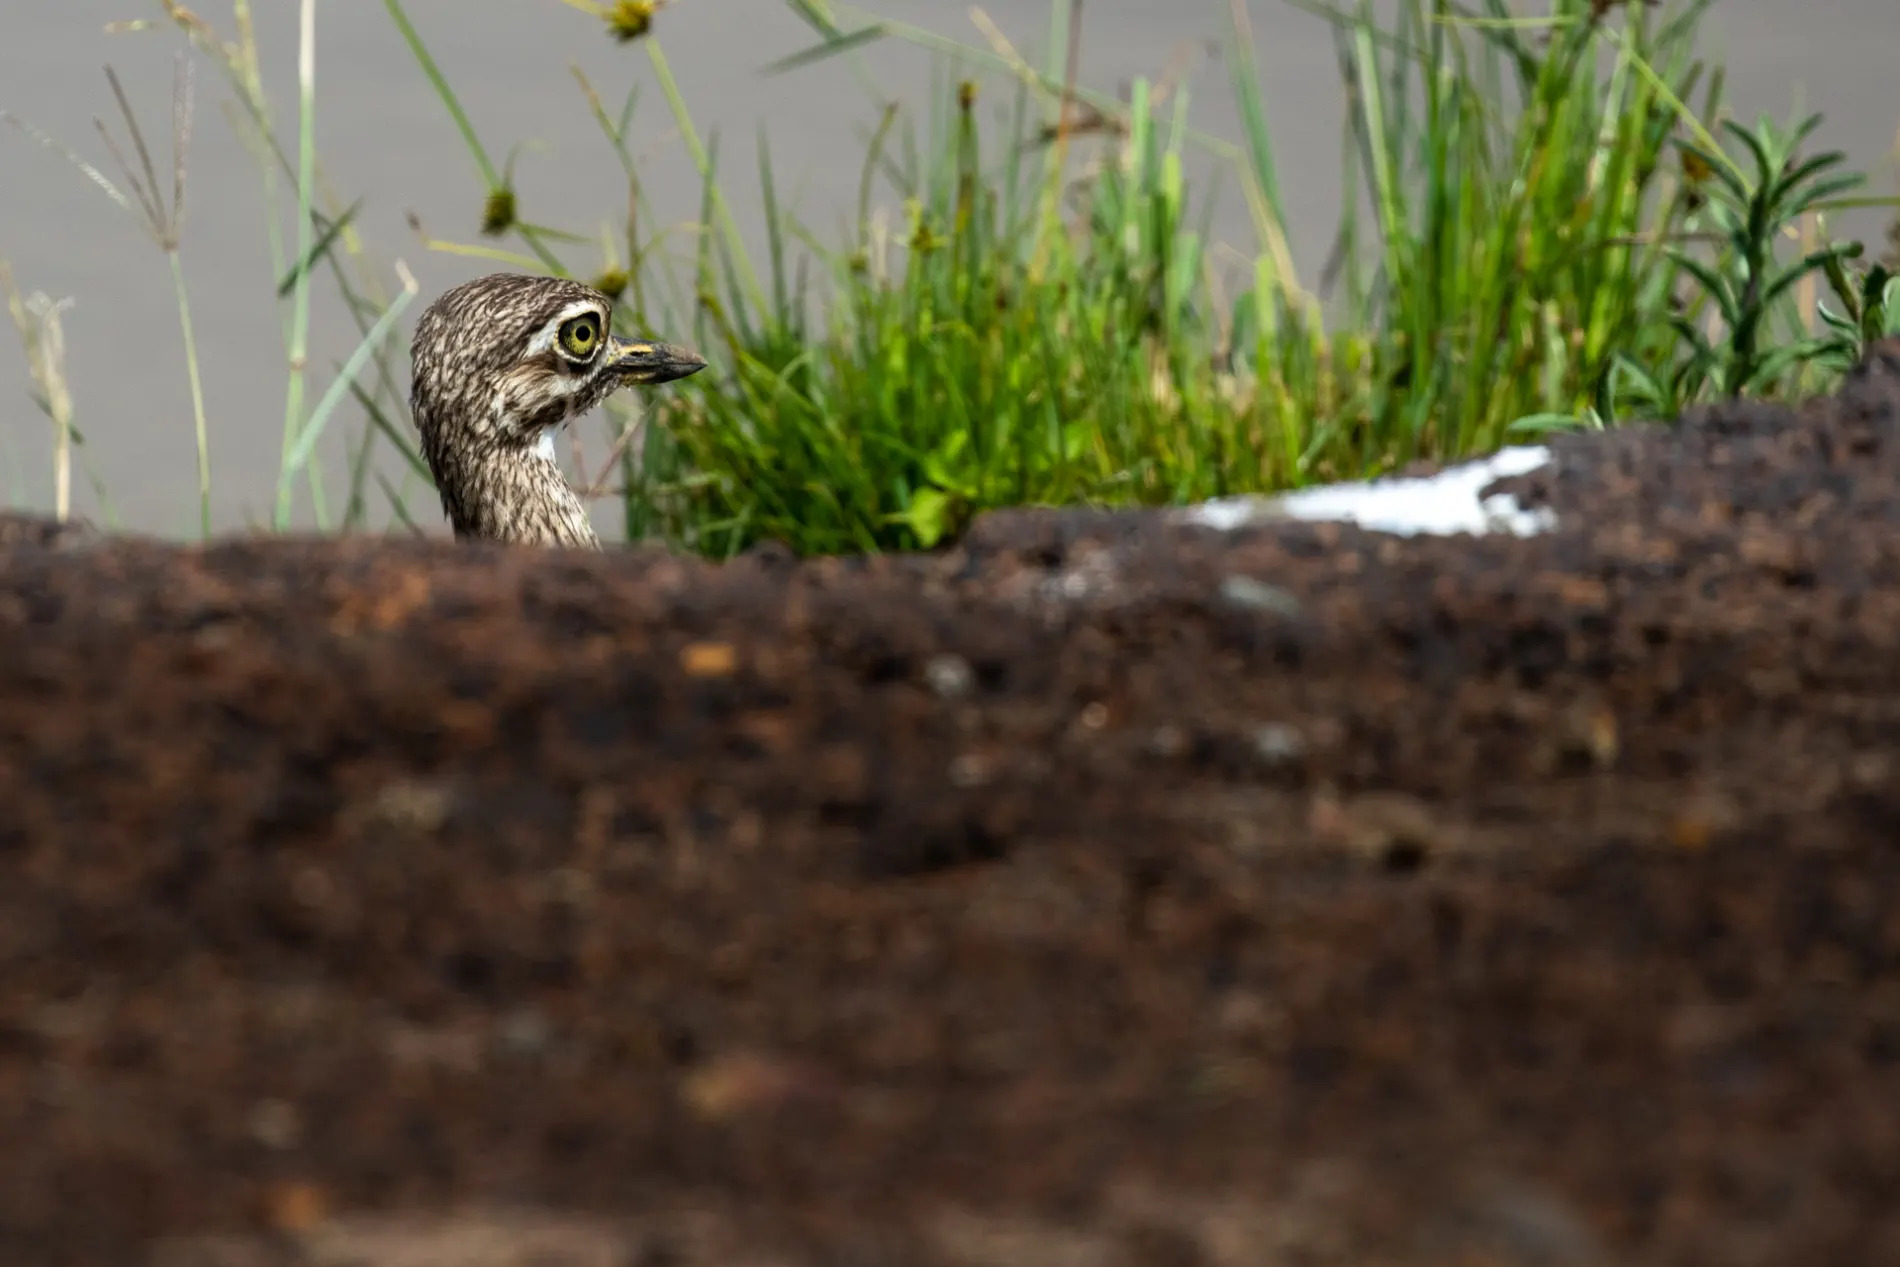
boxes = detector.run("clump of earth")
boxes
[3,346,1900,1265]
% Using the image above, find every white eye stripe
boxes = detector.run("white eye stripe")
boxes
[525,300,610,358]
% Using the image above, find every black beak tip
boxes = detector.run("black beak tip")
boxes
[665,346,709,382]
[618,339,708,385]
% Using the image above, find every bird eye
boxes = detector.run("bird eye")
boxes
[558,313,601,358]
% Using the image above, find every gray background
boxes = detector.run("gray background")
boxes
[1,1,1895,536]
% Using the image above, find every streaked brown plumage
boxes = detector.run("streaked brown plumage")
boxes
[409,272,706,548]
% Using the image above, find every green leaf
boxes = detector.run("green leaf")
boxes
[1876,276,1900,337]
[921,432,971,493]
[1740,336,1833,393]
[1610,353,1667,406]
[904,486,954,549]
[1669,250,1740,327]
[1505,411,1589,437]
[1822,248,1862,318]
[761,24,887,77]
[276,199,364,297]
[1815,302,1856,338]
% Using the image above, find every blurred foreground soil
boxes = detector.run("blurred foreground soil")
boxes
[5,347,1900,1266]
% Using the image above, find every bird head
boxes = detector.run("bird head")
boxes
[409,272,706,462]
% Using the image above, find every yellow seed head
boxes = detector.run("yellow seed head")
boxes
[605,0,656,42]
[590,269,629,301]
[481,187,517,237]
[905,199,941,255]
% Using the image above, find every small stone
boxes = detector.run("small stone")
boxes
[1218,575,1302,617]
[1312,789,1458,869]
[924,653,975,699]
[682,1052,835,1122]
[1252,722,1307,765]
[367,779,452,834]
[248,1098,303,1151]
[1557,702,1619,770]
[949,753,993,788]
[544,867,597,906]
[679,641,737,678]
[1669,815,1713,851]
[291,865,334,910]
[1146,725,1187,758]
[495,1008,554,1060]
[1850,753,1893,787]
[261,1180,328,1233]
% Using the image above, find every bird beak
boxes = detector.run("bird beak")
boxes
[607,336,708,385]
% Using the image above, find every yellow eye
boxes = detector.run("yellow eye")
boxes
[558,313,601,358]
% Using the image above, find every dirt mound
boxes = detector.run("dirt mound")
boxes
[4,345,1900,1266]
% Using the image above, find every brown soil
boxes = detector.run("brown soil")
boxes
[5,345,1900,1266]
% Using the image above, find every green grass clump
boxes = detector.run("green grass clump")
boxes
[4,0,1894,552]
[652,71,1252,554]
[604,0,1892,553]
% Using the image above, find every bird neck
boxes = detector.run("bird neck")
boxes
[427,432,600,549]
